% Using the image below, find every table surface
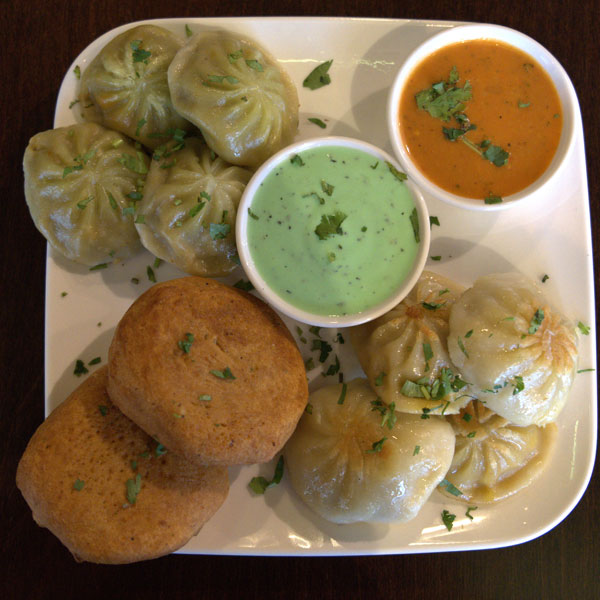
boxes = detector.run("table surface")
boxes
[2,1,598,598]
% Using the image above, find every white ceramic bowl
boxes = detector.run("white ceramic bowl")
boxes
[236,136,430,327]
[387,24,578,211]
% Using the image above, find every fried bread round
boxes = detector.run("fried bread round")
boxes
[107,277,308,466]
[16,367,229,564]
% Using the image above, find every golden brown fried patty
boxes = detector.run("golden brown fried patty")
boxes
[107,277,308,466]
[16,367,229,564]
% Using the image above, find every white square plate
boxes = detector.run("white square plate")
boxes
[46,17,596,555]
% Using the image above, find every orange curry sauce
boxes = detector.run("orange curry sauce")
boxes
[399,40,563,199]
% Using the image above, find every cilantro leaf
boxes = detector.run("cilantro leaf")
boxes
[303,60,333,90]
[366,437,387,453]
[249,456,284,494]
[126,473,142,504]
[130,40,151,64]
[483,144,509,167]
[441,509,456,531]
[308,117,327,129]
[314,211,347,240]
[416,76,472,121]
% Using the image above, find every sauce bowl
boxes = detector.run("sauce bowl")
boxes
[387,24,578,211]
[236,136,430,327]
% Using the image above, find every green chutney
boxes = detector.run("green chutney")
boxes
[246,145,419,317]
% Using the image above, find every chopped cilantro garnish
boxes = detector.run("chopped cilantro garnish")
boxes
[439,478,462,497]
[118,152,148,174]
[374,372,386,386]
[371,399,397,430]
[178,332,194,354]
[315,211,347,240]
[125,473,142,504]
[305,403,313,414]
[467,431,476,438]
[249,456,284,494]
[320,180,335,196]
[185,24,193,37]
[311,339,333,363]
[77,196,93,210]
[98,405,108,416]
[431,256,442,261]
[423,342,433,371]
[88,357,101,366]
[386,161,407,182]
[209,222,230,240]
[528,309,545,334]
[465,506,478,520]
[422,301,446,310]
[211,367,236,380]
[147,266,156,282]
[324,355,341,376]
[198,394,212,402]
[401,368,466,401]
[484,194,503,204]
[130,40,151,64]
[577,321,590,335]
[337,382,347,405]
[204,74,239,85]
[409,208,420,243]
[512,375,525,395]
[155,443,167,457]
[228,49,243,63]
[457,337,469,358]
[366,437,387,453]
[290,154,305,166]
[413,445,420,456]
[245,59,263,71]
[541,274,550,283]
[73,65,81,79]
[303,60,333,90]
[73,479,85,491]
[74,359,89,377]
[308,117,327,129]
[248,207,259,220]
[441,509,456,531]
[429,216,440,227]
[135,118,146,137]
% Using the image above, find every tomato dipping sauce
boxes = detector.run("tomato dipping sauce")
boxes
[398,40,563,200]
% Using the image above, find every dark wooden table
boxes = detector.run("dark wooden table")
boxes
[2,1,598,598]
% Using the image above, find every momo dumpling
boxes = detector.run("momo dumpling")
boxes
[136,137,252,276]
[284,379,455,524]
[447,272,579,426]
[79,25,190,149]
[349,271,471,416]
[168,31,299,168]
[440,401,557,503]
[23,122,148,265]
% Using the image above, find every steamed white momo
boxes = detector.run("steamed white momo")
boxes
[440,401,557,504]
[284,379,455,524]
[23,122,148,265]
[168,31,299,168]
[447,272,578,426]
[136,137,252,276]
[79,25,190,150]
[349,271,470,416]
